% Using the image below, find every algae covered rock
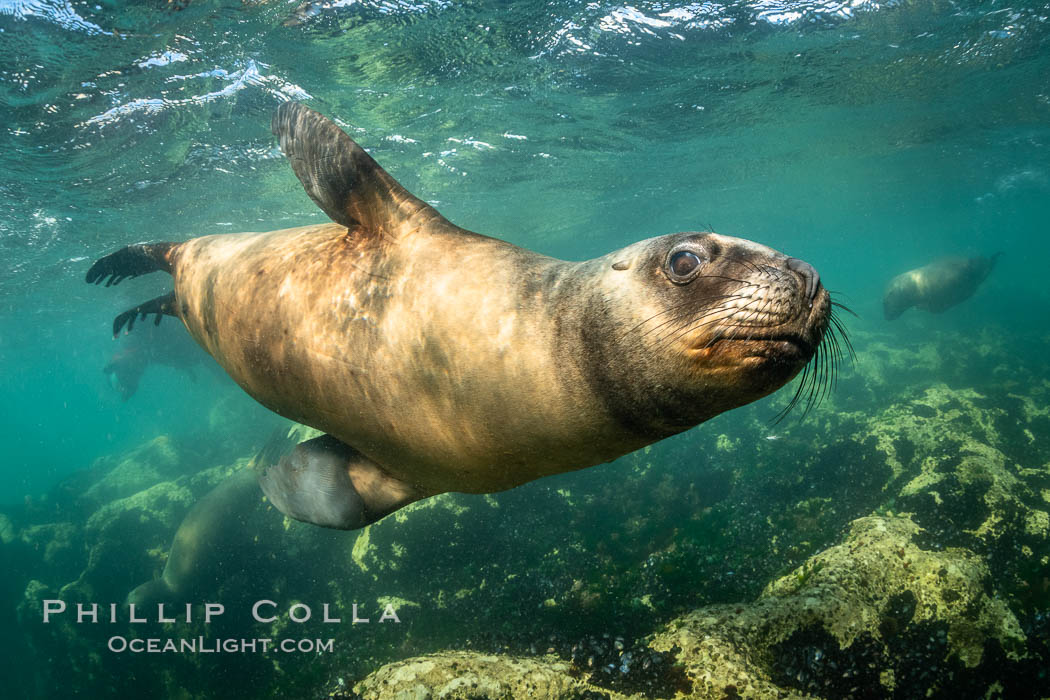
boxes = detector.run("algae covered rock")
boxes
[353,650,633,700]
[79,435,183,507]
[645,514,1024,698]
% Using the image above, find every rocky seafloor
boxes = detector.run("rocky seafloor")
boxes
[3,324,1049,699]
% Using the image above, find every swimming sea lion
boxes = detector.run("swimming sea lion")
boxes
[88,102,837,531]
[127,467,267,606]
[126,430,343,606]
[104,319,215,400]
[883,254,1000,320]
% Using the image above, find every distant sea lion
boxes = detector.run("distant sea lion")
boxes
[104,320,214,400]
[88,102,841,531]
[883,254,1000,321]
[127,432,343,606]
[127,467,266,606]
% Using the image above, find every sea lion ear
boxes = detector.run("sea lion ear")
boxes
[272,102,442,234]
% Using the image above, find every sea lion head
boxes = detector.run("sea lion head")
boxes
[577,231,840,437]
[883,270,919,320]
[103,348,147,401]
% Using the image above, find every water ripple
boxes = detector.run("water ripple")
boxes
[530,0,897,57]
[0,0,113,36]
[79,60,312,129]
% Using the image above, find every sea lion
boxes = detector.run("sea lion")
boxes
[104,319,215,400]
[127,467,267,606]
[127,431,343,606]
[88,102,838,531]
[883,254,1000,320]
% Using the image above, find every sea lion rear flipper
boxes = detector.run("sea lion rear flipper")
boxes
[272,102,445,234]
[258,434,422,530]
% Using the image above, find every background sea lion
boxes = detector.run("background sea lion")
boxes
[88,102,842,532]
[883,254,1000,320]
[126,430,347,606]
[104,320,216,400]
[127,467,267,606]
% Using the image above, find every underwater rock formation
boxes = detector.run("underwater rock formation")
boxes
[350,650,628,700]
[647,514,1022,697]
[349,513,1030,699]
[79,435,183,507]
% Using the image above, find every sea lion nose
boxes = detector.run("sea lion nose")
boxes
[786,257,820,305]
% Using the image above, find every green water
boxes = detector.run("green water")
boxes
[2,0,1047,497]
[1,1,1049,698]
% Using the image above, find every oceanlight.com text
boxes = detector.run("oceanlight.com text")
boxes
[107,636,335,654]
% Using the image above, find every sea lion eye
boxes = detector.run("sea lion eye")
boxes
[668,250,703,282]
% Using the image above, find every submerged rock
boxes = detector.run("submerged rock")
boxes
[79,435,183,508]
[352,650,631,700]
[647,514,1023,697]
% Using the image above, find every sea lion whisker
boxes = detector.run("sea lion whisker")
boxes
[620,306,696,346]
[644,294,754,344]
[711,297,772,341]
[634,294,747,341]
[819,334,835,402]
[621,291,751,343]
[798,348,821,419]
[724,254,761,277]
[730,307,766,344]
[828,322,850,365]
[760,263,788,283]
[773,361,809,423]
[825,333,841,392]
[650,308,736,349]
[694,274,758,286]
[696,302,768,350]
[656,295,766,351]
[830,300,858,317]
[774,322,841,424]
[817,338,831,407]
[618,298,699,341]
[829,312,856,363]
[703,328,727,350]
[644,294,754,346]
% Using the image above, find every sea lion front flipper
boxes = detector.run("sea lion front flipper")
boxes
[88,243,181,337]
[86,242,176,286]
[112,291,177,337]
[272,102,445,234]
[258,434,423,530]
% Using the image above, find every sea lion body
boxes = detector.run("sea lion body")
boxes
[174,223,605,494]
[127,468,265,606]
[883,254,1000,320]
[89,103,835,530]
[174,224,820,495]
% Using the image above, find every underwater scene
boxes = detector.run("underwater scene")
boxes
[2,0,1049,698]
